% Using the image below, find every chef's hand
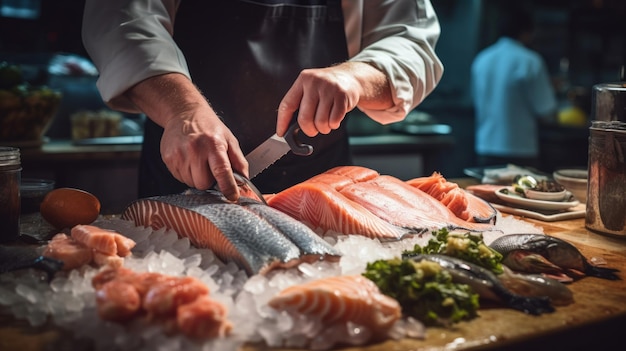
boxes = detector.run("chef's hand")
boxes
[276,61,394,137]
[160,106,248,201]
[124,73,248,201]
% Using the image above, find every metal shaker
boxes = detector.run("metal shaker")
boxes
[586,83,626,237]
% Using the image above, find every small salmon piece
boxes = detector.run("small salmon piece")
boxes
[93,250,124,269]
[42,233,93,271]
[143,276,210,316]
[95,280,142,322]
[113,234,136,257]
[407,172,498,224]
[269,275,401,340]
[71,224,118,255]
[176,295,232,339]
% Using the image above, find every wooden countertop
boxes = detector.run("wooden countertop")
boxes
[1,178,625,351]
[2,216,625,351]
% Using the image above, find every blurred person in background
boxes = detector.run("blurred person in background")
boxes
[470,5,557,169]
[82,0,443,200]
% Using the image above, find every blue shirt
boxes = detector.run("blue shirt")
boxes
[471,37,557,157]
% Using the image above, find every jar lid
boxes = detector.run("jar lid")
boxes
[592,83,626,123]
[0,146,21,168]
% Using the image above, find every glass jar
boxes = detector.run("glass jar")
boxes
[0,147,22,243]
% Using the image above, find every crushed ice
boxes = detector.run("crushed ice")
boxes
[0,213,541,351]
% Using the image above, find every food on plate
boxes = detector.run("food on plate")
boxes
[42,225,136,271]
[403,254,555,315]
[489,234,621,282]
[406,172,497,224]
[121,189,341,276]
[40,188,101,230]
[92,266,232,339]
[268,274,402,348]
[363,257,480,326]
[512,176,567,201]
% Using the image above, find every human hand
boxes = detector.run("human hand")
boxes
[276,62,393,137]
[276,64,361,137]
[160,105,248,201]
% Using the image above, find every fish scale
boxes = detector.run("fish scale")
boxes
[238,197,342,262]
[122,190,304,276]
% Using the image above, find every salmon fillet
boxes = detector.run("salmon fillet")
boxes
[363,175,495,232]
[407,172,498,224]
[268,275,401,340]
[266,181,417,240]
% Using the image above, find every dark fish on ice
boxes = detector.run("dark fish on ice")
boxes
[121,190,341,276]
[0,245,63,280]
[405,253,555,315]
[489,234,621,282]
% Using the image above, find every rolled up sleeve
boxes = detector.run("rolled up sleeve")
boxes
[82,0,189,113]
[345,0,444,122]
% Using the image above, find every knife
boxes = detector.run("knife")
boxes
[246,119,314,179]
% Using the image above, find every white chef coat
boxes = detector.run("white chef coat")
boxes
[81,0,443,122]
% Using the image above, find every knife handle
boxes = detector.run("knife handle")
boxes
[285,122,313,156]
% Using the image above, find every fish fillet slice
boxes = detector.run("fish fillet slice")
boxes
[71,225,118,255]
[266,181,416,240]
[237,197,341,263]
[324,165,380,183]
[364,176,494,232]
[268,275,401,339]
[122,191,308,275]
[406,172,497,224]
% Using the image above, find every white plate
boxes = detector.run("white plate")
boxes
[494,187,579,211]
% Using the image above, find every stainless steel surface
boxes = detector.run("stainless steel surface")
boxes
[591,83,626,122]
[586,83,626,236]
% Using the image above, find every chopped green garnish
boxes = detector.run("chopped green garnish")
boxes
[363,258,479,326]
[403,228,504,274]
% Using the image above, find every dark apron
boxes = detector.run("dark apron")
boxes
[139,0,353,197]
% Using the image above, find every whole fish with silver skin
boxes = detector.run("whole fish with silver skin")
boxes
[122,189,341,276]
[405,254,555,315]
[489,234,620,281]
[498,266,574,306]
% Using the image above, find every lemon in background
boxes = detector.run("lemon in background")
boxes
[558,106,587,127]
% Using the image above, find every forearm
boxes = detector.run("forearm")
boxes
[339,61,394,113]
[123,73,212,128]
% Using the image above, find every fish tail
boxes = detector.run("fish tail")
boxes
[584,262,621,280]
[504,295,555,315]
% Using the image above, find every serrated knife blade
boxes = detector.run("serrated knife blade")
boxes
[245,121,314,179]
[246,133,292,179]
